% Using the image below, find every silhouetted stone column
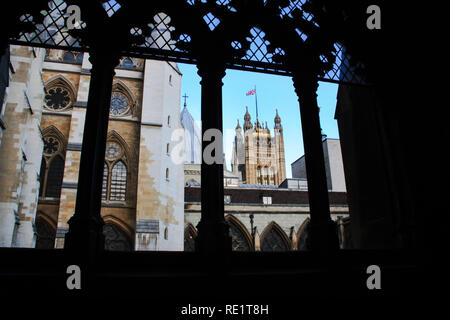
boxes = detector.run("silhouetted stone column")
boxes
[195,61,231,253]
[292,73,339,252]
[64,51,119,259]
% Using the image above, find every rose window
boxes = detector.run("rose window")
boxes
[43,136,60,155]
[110,92,130,116]
[44,87,71,110]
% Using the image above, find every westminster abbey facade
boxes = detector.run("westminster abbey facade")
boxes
[0,46,185,251]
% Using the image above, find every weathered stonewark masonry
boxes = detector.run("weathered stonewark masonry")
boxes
[185,186,347,205]
[184,186,349,251]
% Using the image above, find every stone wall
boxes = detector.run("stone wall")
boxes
[0,46,45,247]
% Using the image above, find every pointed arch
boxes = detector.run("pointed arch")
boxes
[39,126,67,199]
[260,221,291,251]
[43,75,77,111]
[35,211,57,231]
[35,211,56,249]
[106,130,133,162]
[103,131,131,202]
[110,80,136,116]
[296,218,310,251]
[184,223,197,252]
[119,57,135,69]
[41,125,68,149]
[102,215,133,251]
[102,215,133,238]
[225,214,253,251]
[62,51,83,64]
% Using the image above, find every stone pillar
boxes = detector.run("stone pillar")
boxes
[195,62,231,253]
[64,51,119,259]
[292,73,339,252]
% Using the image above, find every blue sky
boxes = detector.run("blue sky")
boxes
[178,63,339,178]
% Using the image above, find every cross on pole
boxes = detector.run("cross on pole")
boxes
[183,93,189,107]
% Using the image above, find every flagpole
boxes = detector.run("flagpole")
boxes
[254,85,258,120]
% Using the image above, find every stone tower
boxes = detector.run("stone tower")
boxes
[232,106,286,185]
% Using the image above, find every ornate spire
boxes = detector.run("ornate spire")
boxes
[244,106,253,131]
[274,108,282,130]
[236,118,241,130]
[244,106,251,121]
[274,108,281,123]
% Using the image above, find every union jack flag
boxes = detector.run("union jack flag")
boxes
[246,89,256,96]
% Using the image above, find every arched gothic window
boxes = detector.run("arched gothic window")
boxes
[44,76,76,111]
[297,218,310,251]
[121,58,134,69]
[102,140,128,201]
[269,167,275,185]
[45,155,65,197]
[263,167,269,184]
[184,224,197,252]
[44,86,71,111]
[62,51,83,64]
[261,222,290,252]
[226,216,252,251]
[110,161,127,201]
[257,166,262,184]
[110,92,130,116]
[35,215,56,249]
[110,82,134,117]
[39,130,66,198]
[103,222,132,251]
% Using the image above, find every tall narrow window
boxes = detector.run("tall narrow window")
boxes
[184,224,197,252]
[269,167,275,185]
[102,162,108,200]
[262,167,269,184]
[39,129,66,199]
[257,166,262,184]
[166,143,170,154]
[166,168,169,181]
[45,155,64,198]
[38,157,46,197]
[110,161,127,201]
[102,138,128,202]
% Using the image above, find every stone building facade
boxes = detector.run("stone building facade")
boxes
[232,106,286,185]
[184,185,349,251]
[0,46,46,248]
[0,46,184,251]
